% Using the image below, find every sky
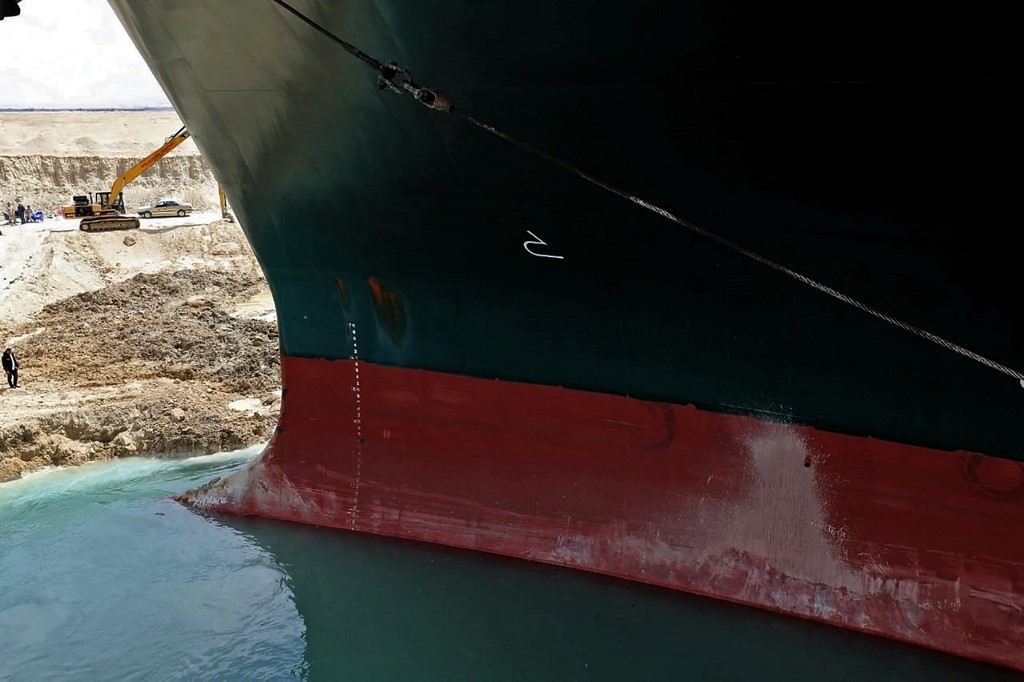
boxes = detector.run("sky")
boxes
[0,0,170,108]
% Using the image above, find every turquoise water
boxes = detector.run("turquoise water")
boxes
[0,451,1017,681]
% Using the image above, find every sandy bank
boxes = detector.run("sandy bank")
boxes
[1,111,277,482]
[1,215,279,481]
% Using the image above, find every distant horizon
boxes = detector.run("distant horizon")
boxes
[1,106,176,113]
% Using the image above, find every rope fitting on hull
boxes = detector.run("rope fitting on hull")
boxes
[376,61,412,94]
[377,61,453,113]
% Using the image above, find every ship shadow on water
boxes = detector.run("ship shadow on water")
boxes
[216,515,1016,682]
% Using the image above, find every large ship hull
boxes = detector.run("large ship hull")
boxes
[108,0,1023,669]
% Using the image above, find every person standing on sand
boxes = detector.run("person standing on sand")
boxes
[2,348,18,388]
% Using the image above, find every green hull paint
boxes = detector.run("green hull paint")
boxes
[109,0,1020,458]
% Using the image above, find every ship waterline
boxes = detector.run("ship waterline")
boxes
[181,357,1024,670]
[108,0,1022,669]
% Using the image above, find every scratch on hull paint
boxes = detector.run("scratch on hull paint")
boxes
[178,357,1024,672]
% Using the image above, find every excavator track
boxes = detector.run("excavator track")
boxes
[79,215,141,232]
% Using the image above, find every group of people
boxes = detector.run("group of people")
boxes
[2,201,40,236]
[2,348,19,389]
[3,202,40,226]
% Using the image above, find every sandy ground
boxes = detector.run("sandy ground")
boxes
[0,111,278,481]
[0,110,199,157]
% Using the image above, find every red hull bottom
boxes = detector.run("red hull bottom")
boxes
[179,357,1024,670]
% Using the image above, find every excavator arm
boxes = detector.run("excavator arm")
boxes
[105,126,191,210]
[218,184,235,222]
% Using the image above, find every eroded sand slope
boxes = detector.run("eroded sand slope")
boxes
[1,111,278,481]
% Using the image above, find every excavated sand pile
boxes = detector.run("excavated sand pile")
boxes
[0,111,278,481]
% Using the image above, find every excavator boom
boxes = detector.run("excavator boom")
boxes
[107,126,191,207]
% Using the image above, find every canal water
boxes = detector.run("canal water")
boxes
[0,449,1016,681]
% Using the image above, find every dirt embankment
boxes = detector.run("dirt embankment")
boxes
[0,220,281,482]
[1,111,278,482]
[0,155,218,214]
[1,109,220,214]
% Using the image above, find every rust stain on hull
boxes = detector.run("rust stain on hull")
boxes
[336,278,352,312]
[367,277,406,347]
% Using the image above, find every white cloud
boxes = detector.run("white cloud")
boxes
[1,0,170,109]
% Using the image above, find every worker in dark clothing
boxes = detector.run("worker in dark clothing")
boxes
[2,347,18,388]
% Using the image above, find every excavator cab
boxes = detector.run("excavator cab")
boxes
[94,192,125,214]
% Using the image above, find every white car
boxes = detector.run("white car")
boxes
[137,198,193,218]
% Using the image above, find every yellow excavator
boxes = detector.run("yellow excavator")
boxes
[64,126,192,232]
[219,184,234,223]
